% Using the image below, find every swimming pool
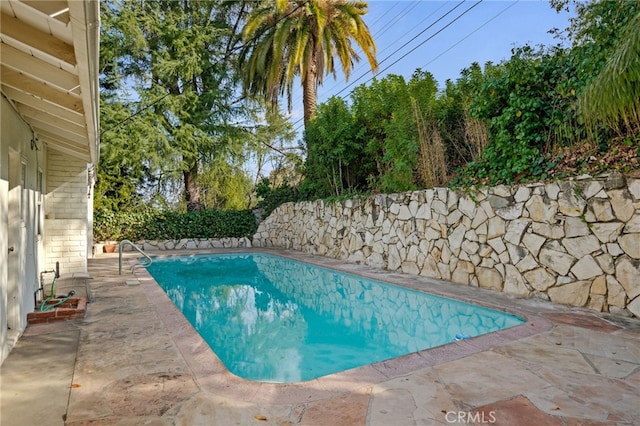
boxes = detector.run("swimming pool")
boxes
[145,253,524,383]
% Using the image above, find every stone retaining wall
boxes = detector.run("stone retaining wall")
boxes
[253,173,640,318]
[119,237,252,251]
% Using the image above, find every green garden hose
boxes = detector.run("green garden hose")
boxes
[39,271,75,312]
[39,289,76,312]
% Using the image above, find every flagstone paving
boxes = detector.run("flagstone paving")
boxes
[2,249,639,425]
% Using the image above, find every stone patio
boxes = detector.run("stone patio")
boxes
[2,249,639,425]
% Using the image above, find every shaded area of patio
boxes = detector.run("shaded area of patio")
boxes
[2,250,640,425]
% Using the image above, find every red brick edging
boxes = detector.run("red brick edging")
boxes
[27,297,87,324]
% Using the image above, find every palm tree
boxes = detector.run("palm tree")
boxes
[240,0,378,126]
[578,10,640,134]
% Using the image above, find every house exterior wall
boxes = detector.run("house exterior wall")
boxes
[44,151,90,274]
[0,100,8,363]
[0,97,92,365]
[0,0,100,367]
[1,96,43,363]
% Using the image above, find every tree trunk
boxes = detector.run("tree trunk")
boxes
[183,160,202,211]
[302,51,318,126]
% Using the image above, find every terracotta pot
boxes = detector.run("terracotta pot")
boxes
[104,244,117,253]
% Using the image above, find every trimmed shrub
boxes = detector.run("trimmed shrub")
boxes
[94,208,258,242]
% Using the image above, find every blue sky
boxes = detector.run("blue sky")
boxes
[286,0,574,131]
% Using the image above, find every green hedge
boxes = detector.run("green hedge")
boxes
[94,208,258,242]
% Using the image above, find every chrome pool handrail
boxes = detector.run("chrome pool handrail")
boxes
[118,240,152,275]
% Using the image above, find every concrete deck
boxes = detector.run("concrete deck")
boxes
[2,249,640,425]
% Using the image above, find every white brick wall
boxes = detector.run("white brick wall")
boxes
[46,151,88,220]
[44,219,87,274]
[44,151,90,273]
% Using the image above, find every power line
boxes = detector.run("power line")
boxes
[291,0,484,134]
[421,1,518,73]
[375,1,485,76]
[371,1,421,41]
[333,1,470,99]
[374,1,448,60]
[294,0,446,114]
[368,0,400,29]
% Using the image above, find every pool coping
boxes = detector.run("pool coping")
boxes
[130,248,553,404]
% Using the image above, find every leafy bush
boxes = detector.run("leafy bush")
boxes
[93,207,258,242]
[450,46,584,186]
[303,96,370,197]
[254,178,302,217]
[352,74,420,194]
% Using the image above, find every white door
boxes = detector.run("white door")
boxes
[7,151,26,331]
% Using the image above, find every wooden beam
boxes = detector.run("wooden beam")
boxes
[1,65,83,113]
[0,85,85,125]
[42,140,90,162]
[22,1,70,24]
[1,42,79,92]
[36,129,89,153]
[0,12,76,65]
[18,104,87,136]
[30,118,88,144]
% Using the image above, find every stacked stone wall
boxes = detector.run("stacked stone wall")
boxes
[119,237,252,251]
[253,173,640,318]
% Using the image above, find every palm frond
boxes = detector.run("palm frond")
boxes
[578,10,640,132]
[240,0,378,124]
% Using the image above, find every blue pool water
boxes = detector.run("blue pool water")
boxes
[145,253,524,383]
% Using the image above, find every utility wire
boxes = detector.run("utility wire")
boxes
[367,0,400,29]
[294,0,443,114]
[371,1,420,41]
[422,0,518,72]
[334,1,474,98]
[290,1,452,115]
[374,1,447,61]
[289,1,467,130]
[291,0,484,134]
